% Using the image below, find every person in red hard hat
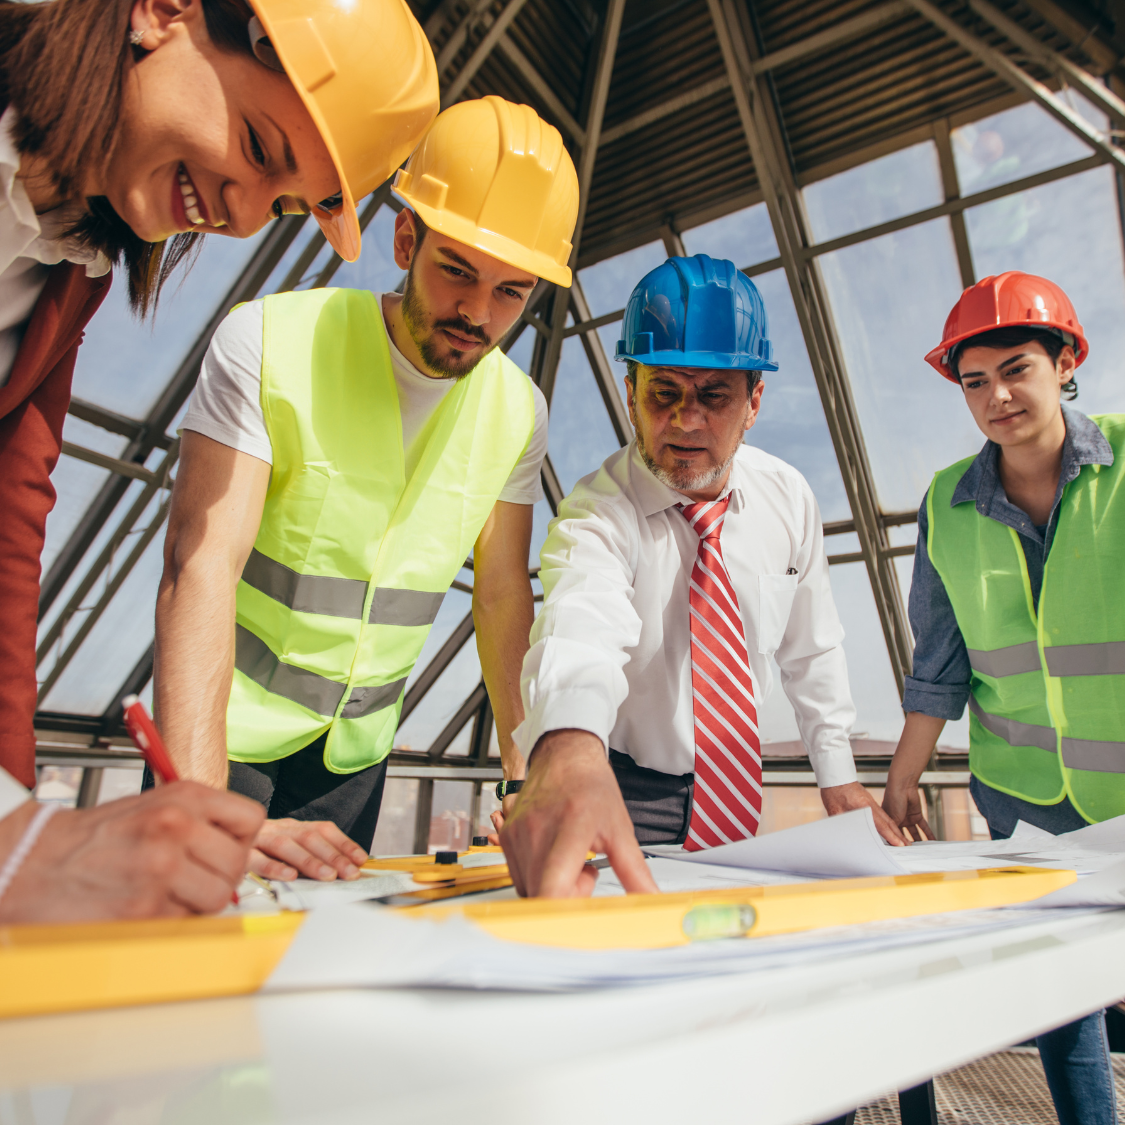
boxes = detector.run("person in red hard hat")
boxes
[883,272,1121,1125]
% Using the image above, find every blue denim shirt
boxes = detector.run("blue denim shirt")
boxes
[902,406,1115,719]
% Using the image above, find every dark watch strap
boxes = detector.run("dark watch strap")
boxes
[495,779,525,801]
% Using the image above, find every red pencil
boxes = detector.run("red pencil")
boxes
[121,695,239,905]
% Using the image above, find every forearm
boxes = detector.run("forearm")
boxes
[154,560,238,788]
[887,711,947,790]
[475,581,534,779]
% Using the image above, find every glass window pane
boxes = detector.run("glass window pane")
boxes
[804,142,944,244]
[325,204,406,295]
[71,228,269,418]
[817,218,979,513]
[546,336,623,496]
[745,270,850,521]
[683,202,779,267]
[578,240,666,318]
[395,588,481,755]
[952,95,1107,196]
[965,166,1125,416]
[38,522,165,714]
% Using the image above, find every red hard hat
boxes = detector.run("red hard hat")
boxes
[924,272,1088,383]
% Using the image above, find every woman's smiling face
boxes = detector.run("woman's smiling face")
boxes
[98,0,339,243]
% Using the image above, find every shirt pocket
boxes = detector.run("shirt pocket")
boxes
[757,573,799,655]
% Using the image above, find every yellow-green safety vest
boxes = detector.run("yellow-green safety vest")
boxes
[226,287,535,773]
[927,413,1125,823]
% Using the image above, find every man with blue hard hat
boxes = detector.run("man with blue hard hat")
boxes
[499,255,904,897]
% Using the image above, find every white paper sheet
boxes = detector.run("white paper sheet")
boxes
[1056,814,1125,852]
[643,809,909,878]
[263,900,1112,994]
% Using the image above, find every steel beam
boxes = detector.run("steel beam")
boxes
[66,397,172,449]
[497,33,586,144]
[905,0,1125,174]
[932,117,976,290]
[434,0,494,75]
[964,0,1125,121]
[37,442,180,664]
[707,0,914,692]
[804,154,1102,259]
[59,442,169,487]
[533,0,625,406]
[749,1,911,76]
[37,491,173,704]
[440,0,531,108]
[427,681,488,758]
[412,778,435,853]
[570,278,630,446]
[99,642,155,738]
[39,214,308,620]
[597,3,909,150]
[399,609,476,724]
[540,453,564,515]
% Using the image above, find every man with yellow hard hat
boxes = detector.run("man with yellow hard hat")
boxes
[153,97,578,882]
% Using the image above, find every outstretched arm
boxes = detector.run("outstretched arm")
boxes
[155,431,269,788]
[473,501,535,784]
[155,432,364,881]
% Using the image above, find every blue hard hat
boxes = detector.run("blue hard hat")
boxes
[614,254,778,371]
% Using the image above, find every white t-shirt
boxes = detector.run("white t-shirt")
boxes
[182,297,548,504]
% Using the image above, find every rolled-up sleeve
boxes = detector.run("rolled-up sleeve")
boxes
[774,479,857,789]
[514,489,642,758]
[901,493,972,720]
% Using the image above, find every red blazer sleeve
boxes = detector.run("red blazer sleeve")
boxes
[0,263,111,787]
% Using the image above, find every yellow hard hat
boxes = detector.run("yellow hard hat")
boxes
[392,96,579,287]
[249,0,439,263]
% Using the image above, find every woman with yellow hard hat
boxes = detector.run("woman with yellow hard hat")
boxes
[0,0,438,790]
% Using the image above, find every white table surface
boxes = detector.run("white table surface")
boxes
[1,907,1124,1125]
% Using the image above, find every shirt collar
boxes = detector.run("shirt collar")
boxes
[950,404,1113,509]
[0,107,110,278]
[628,440,745,517]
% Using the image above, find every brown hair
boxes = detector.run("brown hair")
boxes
[0,0,256,315]
[950,326,1076,400]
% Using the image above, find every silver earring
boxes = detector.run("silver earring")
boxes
[129,29,146,47]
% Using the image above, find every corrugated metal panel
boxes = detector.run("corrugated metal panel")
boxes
[410,0,1118,266]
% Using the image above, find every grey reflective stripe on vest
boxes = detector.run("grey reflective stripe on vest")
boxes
[235,625,404,720]
[968,696,1057,753]
[1061,736,1125,773]
[235,624,346,716]
[342,678,408,719]
[368,589,444,626]
[1045,642,1125,677]
[967,641,1042,678]
[242,550,444,626]
[241,549,367,619]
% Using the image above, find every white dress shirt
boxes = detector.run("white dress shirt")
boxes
[514,441,859,788]
[0,107,110,389]
[0,766,29,820]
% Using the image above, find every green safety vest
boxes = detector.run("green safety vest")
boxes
[927,413,1125,823]
[226,288,535,773]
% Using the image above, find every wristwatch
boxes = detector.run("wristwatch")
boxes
[495,779,525,801]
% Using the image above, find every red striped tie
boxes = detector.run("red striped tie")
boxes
[679,498,762,850]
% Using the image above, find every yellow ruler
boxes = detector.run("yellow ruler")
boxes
[0,912,304,1020]
[423,867,1075,950]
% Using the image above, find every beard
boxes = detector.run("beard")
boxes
[401,268,494,380]
[635,428,742,494]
